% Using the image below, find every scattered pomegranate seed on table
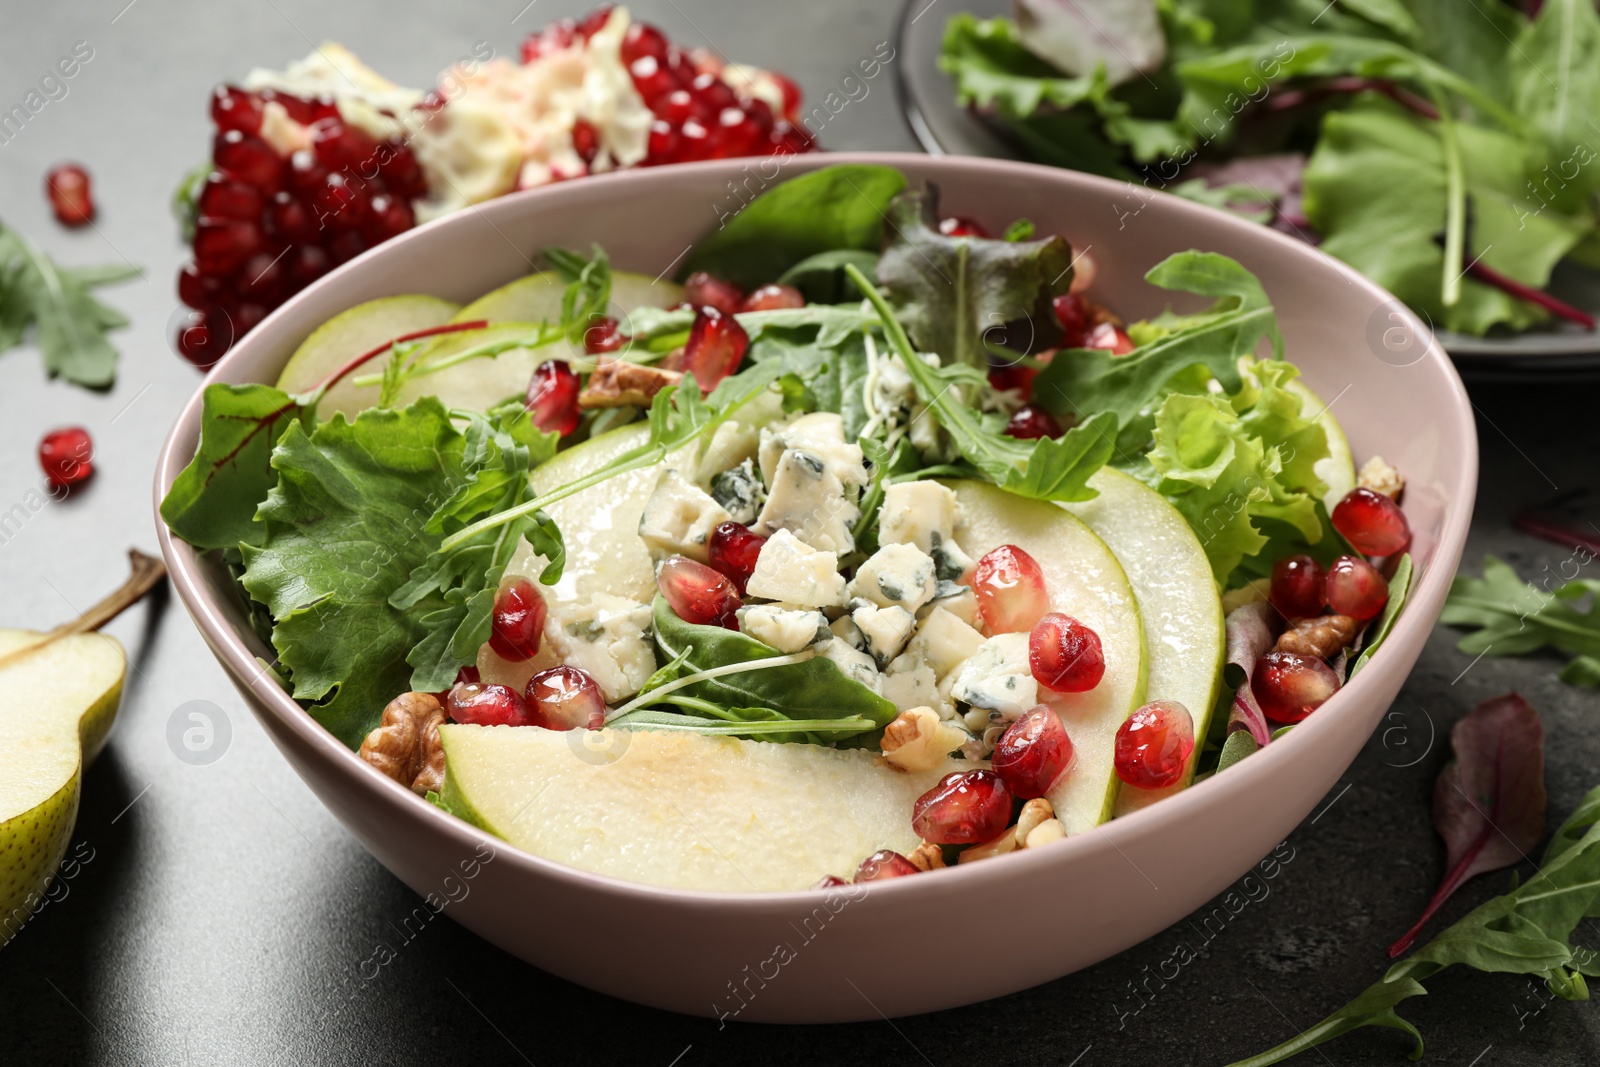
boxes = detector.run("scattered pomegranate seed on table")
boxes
[1269,553,1327,619]
[912,769,1013,845]
[657,555,742,628]
[1028,612,1105,693]
[44,164,95,227]
[973,544,1049,634]
[525,666,607,730]
[1112,700,1195,789]
[1324,555,1389,620]
[488,578,547,661]
[707,521,765,593]
[447,681,533,727]
[680,307,749,392]
[853,849,919,882]
[525,360,583,436]
[991,705,1075,799]
[1005,402,1064,440]
[1251,651,1339,723]
[38,427,95,490]
[1331,486,1411,557]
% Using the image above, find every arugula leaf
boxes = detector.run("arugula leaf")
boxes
[240,400,471,747]
[876,186,1075,371]
[1226,778,1600,1066]
[847,262,1115,504]
[544,243,613,346]
[1032,251,1268,432]
[647,597,896,736]
[679,164,908,289]
[159,384,305,550]
[1442,556,1600,679]
[0,219,141,388]
[1388,693,1546,959]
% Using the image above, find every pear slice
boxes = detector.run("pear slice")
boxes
[0,630,125,946]
[274,294,461,415]
[1292,379,1356,512]
[439,724,961,892]
[949,481,1147,834]
[1062,468,1225,815]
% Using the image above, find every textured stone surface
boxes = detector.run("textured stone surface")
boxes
[1,0,1596,1062]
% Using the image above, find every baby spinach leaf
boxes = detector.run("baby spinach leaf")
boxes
[876,186,1075,371]
[680,164,908,289]
[1388,694,1546,958]
[649,597,896,733]
[1216,729,1258,773]
[160,384,305,550]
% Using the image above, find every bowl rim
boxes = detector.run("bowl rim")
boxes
[152,150,1479,908]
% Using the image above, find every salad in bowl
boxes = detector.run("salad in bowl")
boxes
[160,163,1414,895]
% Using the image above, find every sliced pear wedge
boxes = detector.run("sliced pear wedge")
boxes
[1062,468,1225,815]
[950,481,1147,834]
[439,724,962,892]
[274,294,461,415]
[0,630,125,946]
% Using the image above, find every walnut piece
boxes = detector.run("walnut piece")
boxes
[880,707,967,773]
[358,692,446,796]
[907,841,946,872]
[1024,819,1067,848]
[1357,455,1405,501]
[958,828,1018,864]
[1014,797,1056,842]
[578,359,684,409]
[958,797,1064,863]
[1274,614,1359,659]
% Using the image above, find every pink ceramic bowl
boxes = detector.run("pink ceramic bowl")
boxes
[153,152,1476,1022]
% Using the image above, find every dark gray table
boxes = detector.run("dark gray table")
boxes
[1,2,1595,1063]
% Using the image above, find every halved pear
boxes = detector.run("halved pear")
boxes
[1062,468,1225,815]
[439,724,962,892]
[0,630,125,947]
[274,294,461,415]
[949,481,1147,834]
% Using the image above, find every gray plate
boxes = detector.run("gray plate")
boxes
[894,0,1600,374]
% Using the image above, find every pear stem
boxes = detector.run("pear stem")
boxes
[0,549,167,670]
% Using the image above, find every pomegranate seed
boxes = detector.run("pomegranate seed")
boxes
[197,176,263,221]
[629,55,676,101]
[177,263,220,310]
[260,88,336,125]
[210,85,263,134]
[989,358,1039,397]
[577,5,614,37]
[193,218,265,275]
[771,73,803,120]
[38,427,94,490]
[912,770,1012,845]
[234,302,268,335]
[653,89,695,124]
[212,130,283,192]
[1332,487,1411,557]
[378,144,426,201]
[681,307,749,393]
[571,119,601,165]
[854,849,919,882]
[621,20,669,64]
[1028,613,1105,693]
[1325,555,1389,621]
[646,119,680,162]
[455,665,482,686]
[488,578,547,662]
[992,705,1074,799]
[287,244,331,287]
[973,545,1049,634]
[678,117,713,161]
[1270,554,1327,619]
[683,272,745,315]
[175,308,232,367]
[316,172,370,231]
[311,118,381,174]
[771,120,814,155]
[692,72,738,112]
[707,521,766,593]
[1005,403,1064,440]
[714,106,760,157]
[938,216,987,238]
[264,191,315,243]
[364,194,414,242]
[526,666,607,731]
[525,360,581,436]
[1252,651,1340,723]
[739,284,805,312]
[1085,321,1136,354]
[328,230,368,264]
[583,317,627,354]
[657,556,741,628]
[44,164,95,227]
[447,682,531,727]
[287,150,328,197]
[1113,700,1196,789]
[238,251,286,304]
[813,874,849,889]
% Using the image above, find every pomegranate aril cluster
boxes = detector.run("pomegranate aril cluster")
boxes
[176,85,424,367]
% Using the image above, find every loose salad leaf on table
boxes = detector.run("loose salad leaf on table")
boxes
[1443,555,1600,688]
[939,0,1600,337]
